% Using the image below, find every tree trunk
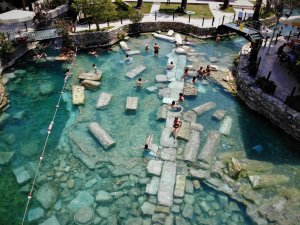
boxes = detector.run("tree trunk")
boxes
[96,23,100,31]
[136,0,143,9]
[265,0,271,14]
[252,0,263,21]
[221,0,230,10]
[27,0,33,11]
[21,0,26,10]
[181,0,187,11]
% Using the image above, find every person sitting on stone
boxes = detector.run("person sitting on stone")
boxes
[167,61,175,70]
[197,66,204,79]
[171,117,182,139]
[170,100,183,112]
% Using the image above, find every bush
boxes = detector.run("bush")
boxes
[115,0,130,11]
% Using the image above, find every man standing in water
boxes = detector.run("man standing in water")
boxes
[154,43,160,56]
[93,64,99,74]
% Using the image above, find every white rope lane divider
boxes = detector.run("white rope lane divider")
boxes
[21,47,77,225]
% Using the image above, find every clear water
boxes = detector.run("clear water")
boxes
[1,34,300,225]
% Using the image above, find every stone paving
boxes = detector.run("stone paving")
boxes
[257,36,299,101]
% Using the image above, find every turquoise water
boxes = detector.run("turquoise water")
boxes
[1,34,300,225]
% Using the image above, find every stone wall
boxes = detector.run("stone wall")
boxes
[71,22,217,48]
[236,43,300,141]
[0,42,37,113]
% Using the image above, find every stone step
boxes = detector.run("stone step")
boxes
[119,41,130,51]
[192,102,216,116]
[157,161,177,207]
[174,175,186,198]
[198,131,221,164]
[96,92,112,109]
[160,127,178,148]
[78,72,102,81]
[219,116,233,136]
[184,130,201,163]
[126,97,138,110]
[72,85,85,105]
[81,80,100,90]
[126,65,146,79]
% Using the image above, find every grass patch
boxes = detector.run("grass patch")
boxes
[159,3,213,18]
[219,5,235,13]
[127,2,152,14]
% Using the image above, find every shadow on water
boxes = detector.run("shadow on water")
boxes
[235,98,300,165]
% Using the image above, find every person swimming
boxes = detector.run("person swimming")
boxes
[136,78,148,88]
[145,43,149,51]
[170,100,183,112]
[178,93,184,103]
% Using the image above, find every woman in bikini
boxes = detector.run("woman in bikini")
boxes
[172,117,182,139]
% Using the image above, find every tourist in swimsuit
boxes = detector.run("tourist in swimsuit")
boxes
[136,78,148,88]
[181,67,189,80]
[125,54,130,62]
[192,76,197,84]
[215,34,221,45]
[145,43,149,51]
[154,43,160,56]
[132,134,156,157]
[171,100,183,112]
[167,61,175,70]
[197,66,204,79]
[204,65,211,77]
[172,117,182,139]
[178,93,184,103]
[93,64,99,74]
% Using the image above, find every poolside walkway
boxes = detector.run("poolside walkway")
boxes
[257,36,299,102]
[76,0,255,32]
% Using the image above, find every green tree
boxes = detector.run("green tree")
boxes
[181,0,187,11]
[0,33,15,62]
[221,0,230,10]
[72,0,117,31]
[129,8,143,23]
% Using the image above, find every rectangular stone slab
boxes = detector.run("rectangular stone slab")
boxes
[88,122,116,149]
[78,72,102,81]
[212,110,226,121]
[96,92,112,109]
[198,131,221,163]
[72,85,85,105]
[126,65,146,79]
[126,97,138,110]
[174,175,186,198]
[184,130,200,163]
[119,41,130,51]
[160,148,177,162]
[219,116,233,136]
[160,127,178,148]
[156,104,168,121]
[153,33,175,42]
[167,30,174,36]
[81,80,100,90]
[158,161,177,206]
[156,75,168,83]
[177,121,191,141]
[192,102,216,116]
[126,50,140,55]
[175,33,183,45]
[249,175,289,189]
[146,176,160,195]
